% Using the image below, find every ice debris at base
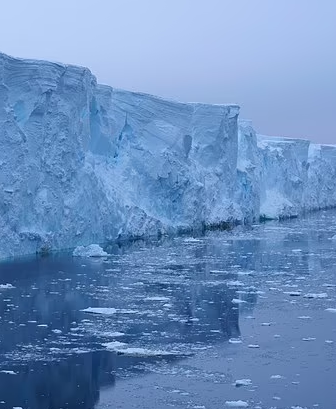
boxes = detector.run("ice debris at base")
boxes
[1,52,336,258]
[72,244,108,257]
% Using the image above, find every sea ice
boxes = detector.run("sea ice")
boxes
[73,244,108,257]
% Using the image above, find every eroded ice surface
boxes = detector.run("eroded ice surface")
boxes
[0,210,335,408]
[1,52,336,259]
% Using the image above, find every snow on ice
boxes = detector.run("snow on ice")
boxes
[1,52,336,258]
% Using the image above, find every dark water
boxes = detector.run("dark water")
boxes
[0,211,336,409]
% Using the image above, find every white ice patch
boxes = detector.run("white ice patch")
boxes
[304,293,328,299]
[183,238,203,243]
[284,291,302,296]
[103,341,127,349]
[0,284,15,290]
[81,307,139,315]
[229,338,242,344]
[235,379,252,387]
[232,298,247,304]
[73,244,108,257]
[144,296,170,302]
[103,342,182,357]
[0,370,17,375]
[102,331,125,337]
[225,400,249,408]
[227,281,245,287]
[325,308,336,313]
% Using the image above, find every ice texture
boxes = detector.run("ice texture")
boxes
[72,244,108,257]
[0,52,336,258]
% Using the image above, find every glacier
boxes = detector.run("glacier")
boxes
[0,52,335,259]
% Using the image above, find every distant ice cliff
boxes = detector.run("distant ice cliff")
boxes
[0,52,335,258]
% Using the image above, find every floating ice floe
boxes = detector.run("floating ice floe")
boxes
[183,238,203,243]
[284,291,302,296]
[0,370,17,375]
[304,293,328,299]
[144,296,170,301]
[302,337,316,341]
[73,244,108,257]
[101,331,125,337]
[229,338,242,344]
[82,307,143,315]
[52,329,62,334]
[227,281,245,287]
[270,374,285,379]
[235,379,252,387]
[325,308,336,313]
[0,284,15,290]
[247,344,260,348]
[103,342,184,357]
[232,298,247,304]
[225,400,249,408]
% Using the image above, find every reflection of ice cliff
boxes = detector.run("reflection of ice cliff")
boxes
[0,352,114,409]
[1,52,336,259]
[0,214,324,407]
[0,235,263,408]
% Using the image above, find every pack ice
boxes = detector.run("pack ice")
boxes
[0,52,335,258]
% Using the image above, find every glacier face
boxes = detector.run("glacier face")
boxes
[0,52,335,259]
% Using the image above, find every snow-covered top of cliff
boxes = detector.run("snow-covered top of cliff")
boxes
[0,51,239,113]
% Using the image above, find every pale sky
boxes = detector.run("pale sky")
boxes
[0,0,335,143]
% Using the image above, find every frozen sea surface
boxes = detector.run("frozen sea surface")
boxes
[0,210,336,408]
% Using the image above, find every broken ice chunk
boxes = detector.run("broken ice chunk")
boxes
[225,401,249,408]
[235,379,252,387]
[73,244,108,257]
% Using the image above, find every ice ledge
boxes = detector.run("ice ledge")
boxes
[0,51,335,259]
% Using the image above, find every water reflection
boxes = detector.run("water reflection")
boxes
[0,210,335,408]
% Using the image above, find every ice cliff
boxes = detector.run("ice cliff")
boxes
[0,52,335,258]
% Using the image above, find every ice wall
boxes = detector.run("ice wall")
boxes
[0,52,335,259]
[236,120,260,222]
[257,135,310,219]
[0,52,240,259]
